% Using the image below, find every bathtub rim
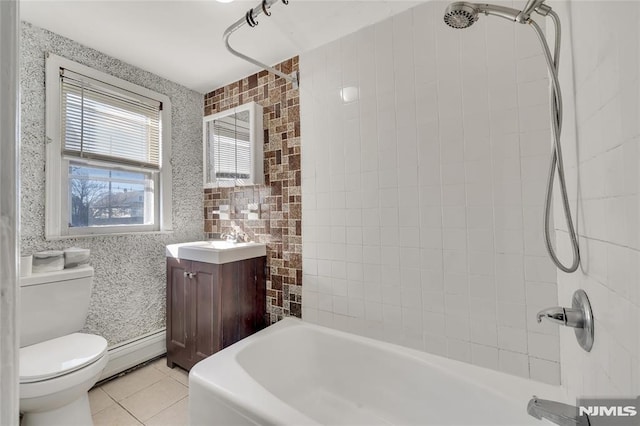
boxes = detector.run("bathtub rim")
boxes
[189,317,567,425]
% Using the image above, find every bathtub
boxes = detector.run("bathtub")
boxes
[189,318,564,425]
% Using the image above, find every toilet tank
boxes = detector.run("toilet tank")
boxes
[20,266,94,347]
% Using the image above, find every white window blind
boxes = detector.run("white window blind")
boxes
[209,113,251,180]
[60,69,162,170]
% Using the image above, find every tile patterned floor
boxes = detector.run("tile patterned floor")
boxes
[90,357,189,426]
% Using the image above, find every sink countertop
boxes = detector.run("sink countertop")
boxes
[166,241,267,264]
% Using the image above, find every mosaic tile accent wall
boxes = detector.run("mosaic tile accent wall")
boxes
[203,57,302,322]
[20,22,204,346]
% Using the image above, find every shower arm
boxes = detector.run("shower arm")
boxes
[223,0,300,89]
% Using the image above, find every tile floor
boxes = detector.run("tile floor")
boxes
[89,357,189,426]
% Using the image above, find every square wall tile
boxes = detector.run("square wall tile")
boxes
[298,0,570,385]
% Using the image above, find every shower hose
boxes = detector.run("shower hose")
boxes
[529,11,580,273]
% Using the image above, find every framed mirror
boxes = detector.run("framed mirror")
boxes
[203,101,263,188]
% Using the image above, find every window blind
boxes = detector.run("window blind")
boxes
[209,116,251,180]
[60,69,162,170]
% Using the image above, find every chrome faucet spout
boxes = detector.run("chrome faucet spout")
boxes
[220,228,248,243]
[220,229,238,243]
[527,396,590,426]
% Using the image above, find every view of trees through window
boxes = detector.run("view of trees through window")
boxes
[69,163,153,228]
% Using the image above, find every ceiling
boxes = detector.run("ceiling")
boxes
[21,0,420,93]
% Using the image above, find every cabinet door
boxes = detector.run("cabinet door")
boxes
[190,260,221,365]
[166,258,190,369]
[246,257,266,333]
[253,256,267,331]
[220,256,267,348]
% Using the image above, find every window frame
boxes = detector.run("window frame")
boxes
[45,53,173,239]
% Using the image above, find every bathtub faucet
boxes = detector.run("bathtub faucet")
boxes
[536,306,584,328]
[527,396,590,426]
[535,290,594,352]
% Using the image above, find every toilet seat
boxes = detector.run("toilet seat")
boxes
[20,333,107,384]
[20,351,108,409]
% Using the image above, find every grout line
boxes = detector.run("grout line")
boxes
[143,395,189,426]
[165,373,190,389]
[102,378,164,404]
[90,396,142,426]
[115,399,145,425]
[99,362,170,403]
[92,360,189,425]
[89,387,117,418]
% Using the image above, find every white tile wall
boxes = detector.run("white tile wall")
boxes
[300,0,561,383]
[553,1,640,399]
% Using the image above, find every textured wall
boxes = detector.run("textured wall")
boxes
[300,1,561,384]
[554,1,640,398]
[203,58,302,322]
[20,22,204,346]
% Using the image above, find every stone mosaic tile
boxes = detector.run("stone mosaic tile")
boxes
[203,57,302,322]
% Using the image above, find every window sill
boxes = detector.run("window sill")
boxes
[46,230,174,241]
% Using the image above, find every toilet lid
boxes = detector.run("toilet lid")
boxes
[20,333,107,383]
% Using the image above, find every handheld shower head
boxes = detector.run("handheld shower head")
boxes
[443,2,522,29]
[443,2,478,29]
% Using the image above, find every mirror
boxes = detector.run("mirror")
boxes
[203,101,263,187]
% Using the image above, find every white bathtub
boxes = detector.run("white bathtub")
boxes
[189,318,564,425]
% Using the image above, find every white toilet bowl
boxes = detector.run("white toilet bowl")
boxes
[20,332,108,426]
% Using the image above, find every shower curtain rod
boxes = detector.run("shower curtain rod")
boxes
[223,0,300,89]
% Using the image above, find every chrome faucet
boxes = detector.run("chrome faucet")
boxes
[536,307,584,328]
[221,229,238,243]
[527,396,590,426]
[220,228,248,243]
[535,289,594,352]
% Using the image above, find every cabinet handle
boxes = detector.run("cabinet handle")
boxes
[183,272,197,279]
[183,271,189,278]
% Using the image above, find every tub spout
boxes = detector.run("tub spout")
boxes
[527,396,590,426]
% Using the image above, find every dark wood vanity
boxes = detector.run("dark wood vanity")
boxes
[166,255,267,371]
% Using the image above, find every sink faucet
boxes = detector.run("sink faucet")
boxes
[527,397,590,426]
[220,228,247,243]
[220,229,238,243]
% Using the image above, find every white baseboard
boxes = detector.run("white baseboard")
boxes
[99,329,166,381]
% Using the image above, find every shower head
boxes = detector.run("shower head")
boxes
[443,2,478,29]
[444,2,523,29]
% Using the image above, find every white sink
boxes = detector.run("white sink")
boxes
[166,241,267,264]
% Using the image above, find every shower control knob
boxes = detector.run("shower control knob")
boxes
[536,289,594,352]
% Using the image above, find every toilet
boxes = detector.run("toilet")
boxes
[19,265,108,426]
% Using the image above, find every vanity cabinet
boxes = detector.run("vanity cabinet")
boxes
[166,256,266,371]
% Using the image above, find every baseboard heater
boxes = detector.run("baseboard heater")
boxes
[98,328,166,381]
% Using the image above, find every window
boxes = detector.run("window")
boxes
[45,54,172,238]
[68,163,155,228]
